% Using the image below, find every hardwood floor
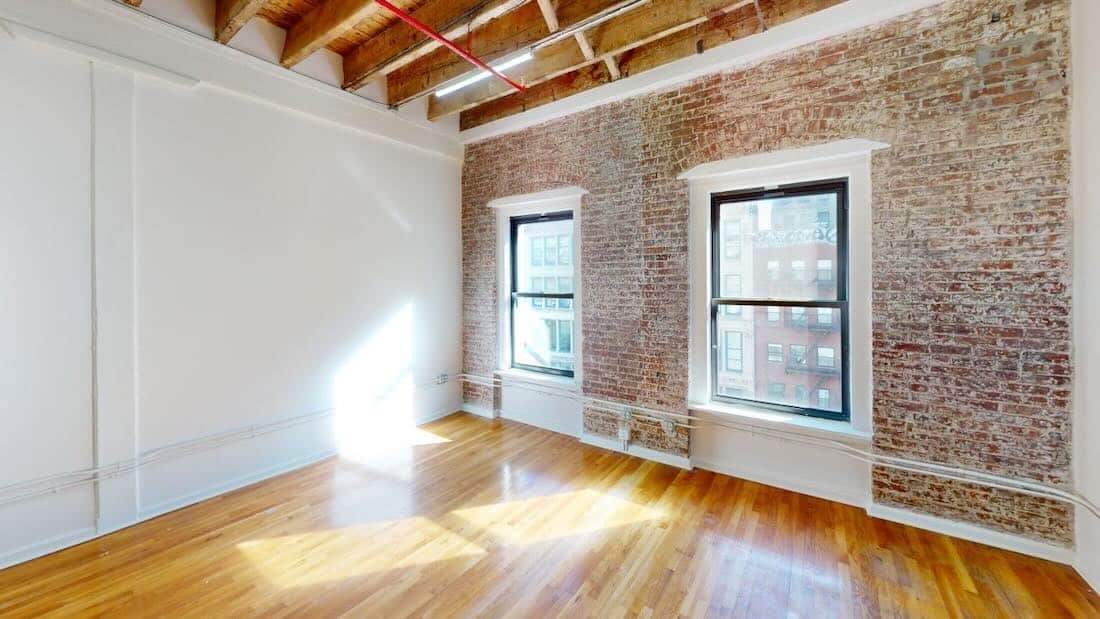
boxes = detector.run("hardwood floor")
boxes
[1,413,1097,618]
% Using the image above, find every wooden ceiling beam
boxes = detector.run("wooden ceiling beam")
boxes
[385,0,623,106]
[281,0,382,68]
[459,0,843,129]
[215,0,268,44]
[429,0,754,119]
[341,0,529,92]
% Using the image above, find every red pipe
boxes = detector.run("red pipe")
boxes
[373,0,527,94]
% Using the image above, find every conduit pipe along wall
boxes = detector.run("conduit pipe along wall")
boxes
[453,374,1100,525]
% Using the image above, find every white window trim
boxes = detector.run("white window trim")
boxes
[682,139,887,438]
[491,186,586,389]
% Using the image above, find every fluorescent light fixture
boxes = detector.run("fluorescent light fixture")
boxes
[435,52,533,97]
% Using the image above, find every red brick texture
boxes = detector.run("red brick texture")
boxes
[462,0,1072,543]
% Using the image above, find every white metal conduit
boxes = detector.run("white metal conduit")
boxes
[463,372,1100,522]
[1,372,1096,525]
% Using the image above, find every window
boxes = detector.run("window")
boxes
[767,344,783,363]
[723,274,742,296]
[724,331,743,372]
[559,277,573,309]
[558,235,572,265]
[531,238,544,266]
[724,221,742,259]
[790,307,806,326]
[791,260,806,282]
[511,212,575,377]
[790,344,807,366]
[711,179,848,420]
[544,276,558,309]
[767,260,781,280]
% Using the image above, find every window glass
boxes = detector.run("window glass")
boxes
[724,331,744,372]
[558,235,572,265]
[767,344,783,363]
[544,235,558,266]
[512,214,575,377]
[711,181,846,418]
[716,191,840,301]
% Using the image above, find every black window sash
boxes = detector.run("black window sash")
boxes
[709,179,850,421]
[510,211,575,378]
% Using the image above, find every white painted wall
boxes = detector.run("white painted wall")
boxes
[1072,0,1100,593]
[0,11,462,567]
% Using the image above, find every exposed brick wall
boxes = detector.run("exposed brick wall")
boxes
[462,0,1072,542]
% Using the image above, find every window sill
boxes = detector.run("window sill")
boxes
[496,367,580,393]
[689,400,870,446]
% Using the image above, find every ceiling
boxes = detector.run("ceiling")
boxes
[119,0,844,131]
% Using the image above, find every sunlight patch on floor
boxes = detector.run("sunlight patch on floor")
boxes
[236,517,485,588]
[450,488,665,545]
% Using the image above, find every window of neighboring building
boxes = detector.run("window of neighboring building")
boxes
[711,179,849,420]
[724,274,742,296]
[791,259,806,282]
[790,307,806,326]
[724,331,743,372]
[767,344,783,363]
[511,212,575,377]
[724,221,741,259]
[795,385,808,404]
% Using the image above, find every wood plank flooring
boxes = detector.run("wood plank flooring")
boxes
[0,413,1097,617]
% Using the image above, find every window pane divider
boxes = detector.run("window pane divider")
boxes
[512,292,575,299]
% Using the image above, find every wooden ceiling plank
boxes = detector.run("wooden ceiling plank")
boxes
[429,0,752,119]
[215,0,269,44]
[342,0,529,91]
[459,0,843,129]
[386,0,623,106]
[281,0,383,67]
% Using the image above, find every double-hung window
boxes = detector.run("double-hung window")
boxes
[510,212,576,377]
[711,179,849,421]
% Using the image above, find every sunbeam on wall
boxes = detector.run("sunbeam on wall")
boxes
[333,304,447,467]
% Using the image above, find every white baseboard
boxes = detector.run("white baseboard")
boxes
[868,503,1075,565]
[580,432,692,470]
[692,456,868,509]
[461,402,496,420]
[0,526,98,571]
[139,448,336,521]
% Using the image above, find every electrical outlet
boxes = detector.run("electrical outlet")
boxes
[436,373,449,385]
